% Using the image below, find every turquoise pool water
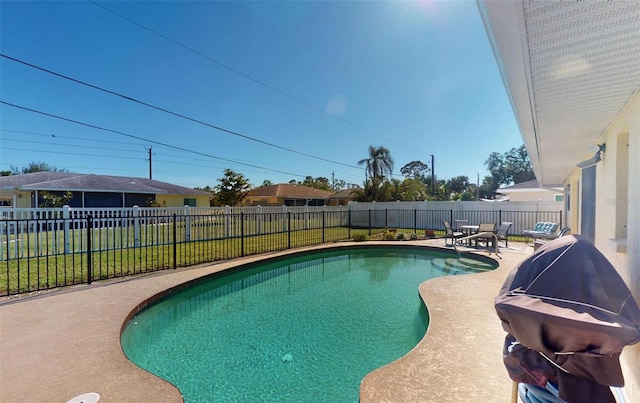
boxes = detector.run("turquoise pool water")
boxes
[121,247,496,402]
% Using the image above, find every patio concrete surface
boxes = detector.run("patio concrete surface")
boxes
[0,239,531,403]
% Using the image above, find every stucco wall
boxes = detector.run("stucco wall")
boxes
[565,91,639,399]
[0,191,32,208]
[156,194,210,208]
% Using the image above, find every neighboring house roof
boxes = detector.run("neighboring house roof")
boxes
[499,180,563,193]
[247,184,332,199]
[0,172,210,196]
[330,188,359,199]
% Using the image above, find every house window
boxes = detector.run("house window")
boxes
[554,194,563,202]
[184,198,197,207]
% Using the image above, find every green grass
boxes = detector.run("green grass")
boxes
[0,227,383,296]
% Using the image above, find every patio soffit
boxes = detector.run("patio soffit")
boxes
[478,0,640,186]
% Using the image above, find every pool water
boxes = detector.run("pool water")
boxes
[121,247,495,402]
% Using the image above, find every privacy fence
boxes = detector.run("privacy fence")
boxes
[0,201,562,296]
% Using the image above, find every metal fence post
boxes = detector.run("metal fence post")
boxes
[87,214,93,285]
[322,210,325,243]
[348,209,351,239]
[173,213,177,270]
[133,205,140,247]
[241,212,245,257]
[414,209,417,232]
[184,205,191,242]
[368,209,372,236]
[63,205,70,254]
[287,212,291,249]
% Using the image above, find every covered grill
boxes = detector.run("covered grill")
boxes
[495,235,640,402]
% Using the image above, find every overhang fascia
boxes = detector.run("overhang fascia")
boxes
[477,0,543,184]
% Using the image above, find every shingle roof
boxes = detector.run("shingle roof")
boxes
[0,172,211,196]
[247,183,332,198]
[330,188,359,198]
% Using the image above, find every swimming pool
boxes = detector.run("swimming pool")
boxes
[121,246,496,402]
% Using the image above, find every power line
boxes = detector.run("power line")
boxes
[1,53,362,171]
[1,128,152,147]
[88,0,421,154]
[0,137,145,154]
[0,129,363,182]
[0,100,306,178]
[2,147,146,161]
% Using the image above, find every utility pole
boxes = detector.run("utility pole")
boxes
[476,172,480,200]
[331,171,335,191]
[147,147,153,179]
[430,154,435,194]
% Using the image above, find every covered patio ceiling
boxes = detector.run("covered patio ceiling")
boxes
[478,0,640,186]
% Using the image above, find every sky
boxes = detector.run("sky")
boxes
[0,0,523,190]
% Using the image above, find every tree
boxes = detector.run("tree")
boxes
[297,176,332,191]
[399,177,428,201]
[260,180,273,187]
[400,161,429,180]
[331,178,346,192]
[358,146,394,180]
[38,191,73,207]
[484,145,534,189]
[357,146,394,202]
[351,177,386,202]
[11,161,68,174]
[478,175,500,199]
[213,169,251,206]
[446,175,470,196]
[505,145,535,184]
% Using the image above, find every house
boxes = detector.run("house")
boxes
[0,171,211,208]
[242,183,333,206]
[497,179,563,202]
[325,187,359,206]
[479,0,640,399]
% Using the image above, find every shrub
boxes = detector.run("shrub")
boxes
[396,232,406,240]
[409,233,419,240]
[353,233,367,242]
[384,232,396,240]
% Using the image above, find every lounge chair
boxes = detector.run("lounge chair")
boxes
[523,222,559,242]
[442,220,463,246]
[474,222,497,248]
[496,222,513,247]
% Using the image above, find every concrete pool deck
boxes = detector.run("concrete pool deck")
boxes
[1,239,530,402]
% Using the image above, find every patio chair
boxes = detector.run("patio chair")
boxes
[496,222,513,247]
[454,219,469,232]
[442,220,464,246]
[474,222,497,248]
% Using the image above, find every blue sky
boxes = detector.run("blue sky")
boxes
[0,1,522,190]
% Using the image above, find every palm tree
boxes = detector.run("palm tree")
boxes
[358,146,394,181]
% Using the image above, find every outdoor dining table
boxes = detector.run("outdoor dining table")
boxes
[459,225,479,246]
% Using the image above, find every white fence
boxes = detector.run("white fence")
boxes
[0,201,563,259]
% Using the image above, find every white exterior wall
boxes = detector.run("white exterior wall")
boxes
[566,91,639,399]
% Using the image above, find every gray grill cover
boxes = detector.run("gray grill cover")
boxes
[495,235,640,402]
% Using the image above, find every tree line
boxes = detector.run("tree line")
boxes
[5,144,534,206]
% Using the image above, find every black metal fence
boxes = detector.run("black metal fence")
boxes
[0,208,562,296]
